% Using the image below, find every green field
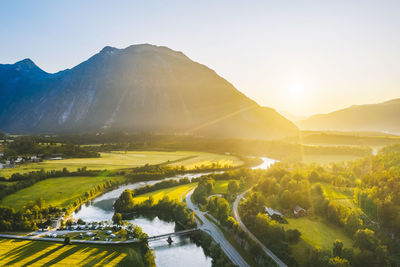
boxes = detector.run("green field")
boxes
[284,217,352,251]
[0,150,243,178]
[0,238,145,266]
[0,175,126,210]
[169,153,243,169]
[320,183,350,200]
[303,154,362,164]
[319,183,364,215]
[132,183,197,204]
[214,180,229,194]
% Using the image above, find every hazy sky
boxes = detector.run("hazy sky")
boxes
[1,1,400,116]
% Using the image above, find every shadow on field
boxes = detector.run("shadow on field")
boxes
[0,239,134,266]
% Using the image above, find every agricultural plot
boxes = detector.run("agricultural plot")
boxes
[169,152,243,169]
[0,238,144,266]
[0,150,242,178]
[132,183,197,204]
[0,175,126,211]
[284,217,352,251]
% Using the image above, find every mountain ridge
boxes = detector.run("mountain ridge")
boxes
[298,98,400,133]
[0,44,298,139]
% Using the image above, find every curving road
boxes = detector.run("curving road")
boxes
[185,189,249,267]
[233,190,287,267]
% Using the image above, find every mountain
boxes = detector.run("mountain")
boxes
[298,99,400,133]
[0,44,298,139]
[279,110,307,123]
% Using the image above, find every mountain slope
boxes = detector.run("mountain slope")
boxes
[298,99,400,133]
[0,44,298,139]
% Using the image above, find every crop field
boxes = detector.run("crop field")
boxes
[0,238,144,266]
[169,152,243,169]
[0,150,242,178]
[132,183,197,204]
[0,175,126,211]
[284,217,352,251]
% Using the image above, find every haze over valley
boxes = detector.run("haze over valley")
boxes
[1,1,400,267]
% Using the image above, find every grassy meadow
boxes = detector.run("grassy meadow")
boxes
[132,183,197,204]
[0,238,145,266]
[130,179,232,206]
[1,175,126,210]
[213,180,229,194]
[0,150,243,178]
[284,217,352,251]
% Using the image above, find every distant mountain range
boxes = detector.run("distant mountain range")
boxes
[298,98,400,133]
[0,44,298,139]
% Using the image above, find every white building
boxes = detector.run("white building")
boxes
[265,207,283,218]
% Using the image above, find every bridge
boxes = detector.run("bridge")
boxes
[147,228,199,242]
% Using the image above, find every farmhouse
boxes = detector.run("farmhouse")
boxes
[265,207,283,218]
[294,205,307,217]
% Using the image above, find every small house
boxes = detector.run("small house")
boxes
[294,206,307,217]
[265,207,283,218]
[265,206,286,223]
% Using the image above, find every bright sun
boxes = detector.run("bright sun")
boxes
[287,84,304,99]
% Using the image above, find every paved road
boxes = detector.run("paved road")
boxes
[185,189,249,267]
[233,190,287,267]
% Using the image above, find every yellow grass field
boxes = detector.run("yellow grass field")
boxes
[169,153,243,169]
[0,151,243,178]
[0,239,144,266]
[132,183,197,204]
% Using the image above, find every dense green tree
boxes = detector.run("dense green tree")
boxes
[333,240,343,257]
[112,212,123,225]
[227,180,239,195]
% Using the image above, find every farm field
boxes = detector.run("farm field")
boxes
[284,217,352,251]
[0,238,145,266]
[0,150,243,178]
[0,175,126,211]
[169,152,243,169]
[132,183,197,204]
[132,180,231,205]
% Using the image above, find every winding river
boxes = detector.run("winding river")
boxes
[73,157,276,266]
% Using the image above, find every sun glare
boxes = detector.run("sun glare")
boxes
[287,83,304,99]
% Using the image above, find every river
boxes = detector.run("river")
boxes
[73,157,277,266]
